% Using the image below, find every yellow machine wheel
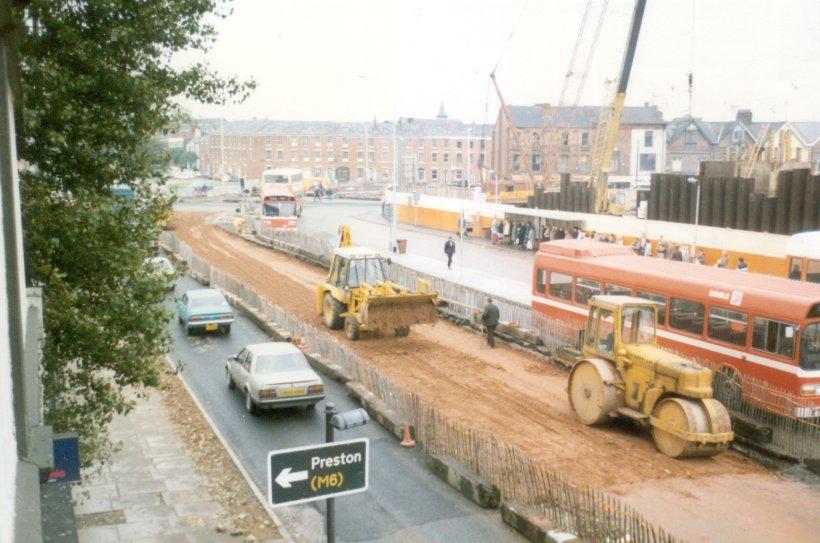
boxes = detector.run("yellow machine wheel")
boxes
[651,398,731,458]
[567,359,623,425]
[344,316,361,341]
[322,293,343,330]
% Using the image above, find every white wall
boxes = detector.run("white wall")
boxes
[629,128,666,184]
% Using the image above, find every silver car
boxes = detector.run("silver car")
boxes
[226,342,325,415]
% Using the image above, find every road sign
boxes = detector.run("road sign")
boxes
[267,438,368,507]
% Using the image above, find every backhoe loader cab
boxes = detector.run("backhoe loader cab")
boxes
[568,295,733,458]
[316,245,438,340]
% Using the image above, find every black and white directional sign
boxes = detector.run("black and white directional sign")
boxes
[267,438,369,507]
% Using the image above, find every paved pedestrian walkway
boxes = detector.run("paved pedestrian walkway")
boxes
[72,392,243,543]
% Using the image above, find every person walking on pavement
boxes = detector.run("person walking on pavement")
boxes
[481,297,500,348]
[444,236,456,269]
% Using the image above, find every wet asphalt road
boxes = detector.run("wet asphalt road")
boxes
[166,274,521,542]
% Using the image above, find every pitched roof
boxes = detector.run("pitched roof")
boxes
[507,105,666,129]
[791,122,820,145]
[200,118,491,139]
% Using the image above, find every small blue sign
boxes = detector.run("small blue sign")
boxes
[50,433,80,483]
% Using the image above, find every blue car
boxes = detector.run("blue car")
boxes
[177,288,234,335]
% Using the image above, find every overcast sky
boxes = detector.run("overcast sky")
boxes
[176,0,820,124]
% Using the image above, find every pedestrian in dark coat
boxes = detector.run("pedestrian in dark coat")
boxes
[444,237,456,269]
[481,297,500,348]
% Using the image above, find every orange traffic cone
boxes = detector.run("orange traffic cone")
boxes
[400,424,416,448]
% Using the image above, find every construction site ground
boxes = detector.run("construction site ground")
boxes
[172,211,820,543]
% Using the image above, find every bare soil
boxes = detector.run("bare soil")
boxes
[172,211,820,542]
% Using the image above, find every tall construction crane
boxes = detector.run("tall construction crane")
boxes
[589,0,647,213]
[490,71,536,190]
[541,0,610,183]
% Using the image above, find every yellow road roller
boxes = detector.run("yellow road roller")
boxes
[566,295,733,458]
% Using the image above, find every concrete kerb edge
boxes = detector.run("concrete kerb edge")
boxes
[500,501,579,543]
[425,454,500,509]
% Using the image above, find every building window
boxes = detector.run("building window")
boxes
[381,152,389,163]
[315,136,321,145]
[480,140,485,149]
[581,132,589,146]
[456,170,463,180]
[302,136,308,145]
[264,135,272,145]
[513,154,521,171]
[579,155,589,173]
[357,167,364,178]
[644,130,654,148]
[327,136,333,146]
[479,153,485,166]
[314,167,322,176]
[457,140,463,149]
[532,154,541,172]
[315,151,321,160]
[290,136,298,146]
[342,137,349,148]
[357,151,363,162]
[431,169,438,181]
[639,153,656,171]
[561,132,569,146]
[684,127,696,145]
[302,151,309,160]
[275,150,282,160]
[368,137,375,146]
[469,141,474,149]
[671,156,682,172]
[732,126,743,144]
[265,149,272,159]
[356,138,363,146]
[382,169,390,179]
[343,151,349,161]
[368,152,375,162]
[559,155,569,172]
[327,151,334,161]
[418,151,424,162]
[277,135,284,145]
[456,153,462,163]
[432,152,438,162]
[444,153,449,163]
[290,151,297,161]
[417,168,425,182]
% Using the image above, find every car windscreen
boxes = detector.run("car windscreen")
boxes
[189,294,228,310]
[254,353,309,374]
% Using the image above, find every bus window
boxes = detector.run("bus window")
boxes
[636,291,666,325]
[536,269,547,293]
[621,306,656,344]
[799,323,820,370]
[708,307,748,346]
[549,272,572,301]
[788,257,803,280]
[574,277,601,306]
[807,260,820,284]
[752,317,796,358]
[605,283,631,296]
[669,298,705,335]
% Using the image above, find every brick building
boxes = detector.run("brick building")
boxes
[666,109,820,174]
[193,111,491,186]
[489,104,667,185]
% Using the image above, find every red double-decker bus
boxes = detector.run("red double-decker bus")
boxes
[531,240,820,417]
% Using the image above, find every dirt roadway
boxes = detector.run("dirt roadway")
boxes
[172,211,820,543]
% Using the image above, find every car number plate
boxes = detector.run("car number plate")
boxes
[205,323,218,331]
[280,388,305,397]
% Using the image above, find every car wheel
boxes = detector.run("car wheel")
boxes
[226,369,235,390]
[223,324,231,335]
[178,315,183,325]
[245,389,257,416]
[344,317,360,341]
[186,326,192,336]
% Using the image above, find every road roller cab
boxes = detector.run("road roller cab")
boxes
[568,295,734,458]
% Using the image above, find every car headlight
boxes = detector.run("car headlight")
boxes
[799,384,820,397]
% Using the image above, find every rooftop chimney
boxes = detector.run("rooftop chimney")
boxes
[736,109,752,125]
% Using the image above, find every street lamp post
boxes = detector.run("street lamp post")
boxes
[687,176,700,256]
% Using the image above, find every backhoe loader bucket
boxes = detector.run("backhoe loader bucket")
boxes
[360,293,438,331]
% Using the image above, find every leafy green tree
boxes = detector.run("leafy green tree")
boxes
[169,147,198,169]
[15,0,254,465]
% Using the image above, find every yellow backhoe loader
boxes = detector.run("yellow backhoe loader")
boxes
[316,226,438,340]
[566,295,733,458]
